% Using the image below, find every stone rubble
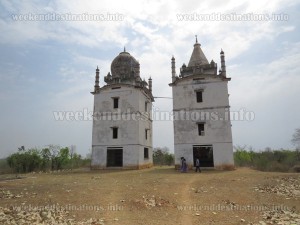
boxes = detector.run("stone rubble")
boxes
[0,188,37,199]
[142,195,171,208]
[250,176,300,225]
[0,206,105,225]
[248,209,300,225]
[253,176,300,199]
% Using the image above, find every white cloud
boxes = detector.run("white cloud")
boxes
[0,0,299,157]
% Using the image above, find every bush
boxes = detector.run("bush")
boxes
[6,146,90,173]
[153,147,174,166]
[234,147,300,172]
[234,149,253,167]
[0,158,11,174]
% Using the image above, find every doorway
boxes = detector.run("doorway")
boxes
[107,148,123,167]
[193,145,214,167]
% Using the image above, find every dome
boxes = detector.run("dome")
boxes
[110,51,140,78]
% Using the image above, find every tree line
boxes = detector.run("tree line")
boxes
[6,145,90,173]
[3,127,300,173]
[234,128,300,172]
[234,146,300,172]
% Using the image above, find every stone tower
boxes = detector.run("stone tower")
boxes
[91,49,154,169]
[169,37,234,169]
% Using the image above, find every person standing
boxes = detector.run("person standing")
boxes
[180,157,184,172]
[182,158,188,173]
[195,158,201,173]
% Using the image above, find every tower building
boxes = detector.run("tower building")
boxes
[169,37,234,168]
[91,49,154,169]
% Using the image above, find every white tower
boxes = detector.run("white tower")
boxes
[91,49,154,169]
[169,37,234,169]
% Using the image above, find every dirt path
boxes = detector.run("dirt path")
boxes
[179,173,198,225]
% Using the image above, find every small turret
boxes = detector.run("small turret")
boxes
[135,62,140,78]
[171,56,176,82]
[148,77,152,92]
[94,66,100,93]
[220,49,226,77]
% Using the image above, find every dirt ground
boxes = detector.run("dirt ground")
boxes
[0,167,299,225]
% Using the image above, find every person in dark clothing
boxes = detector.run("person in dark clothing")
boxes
[195,158,201,172]
[182,158,188,172]
[180,157,184,172]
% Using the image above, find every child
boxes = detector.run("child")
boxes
[195,158,201,173]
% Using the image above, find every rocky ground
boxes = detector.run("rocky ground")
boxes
[249,176,300,225]
[254,177,300,200]
[0,167,299,225]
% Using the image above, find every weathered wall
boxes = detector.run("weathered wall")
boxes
[91,85,153,168]
[172,75,234,168]
[174,143,234,167]
[172,77,230,110]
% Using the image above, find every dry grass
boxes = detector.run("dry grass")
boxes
[215,164,236,171]
[0,167,299,225]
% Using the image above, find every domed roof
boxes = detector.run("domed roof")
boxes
[110,50,140,78]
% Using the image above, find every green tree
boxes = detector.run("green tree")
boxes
[153,147,174,166]
[52,147,70,170]
[40,148,51,171]
[233,145,254,167]
[7,148,42,173]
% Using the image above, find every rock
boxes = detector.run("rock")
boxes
[254,176,300,199]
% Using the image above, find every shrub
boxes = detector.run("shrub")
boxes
[153,147,174,166]
[6,146,90,173]
[234,147,300,172]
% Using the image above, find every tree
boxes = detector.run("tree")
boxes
[7,148,42,173]
[48,145,60,170]
[153,147,174,166]
[153,148,164,165]
[72,153,82,168]
[50,147,70,170]
[6,145,85,173]
[291,128,300,160]
[233,145,253,167]
[85,148,92,160]
[70,145,76,170]
[292,128,300,148]
[18,146,25,152]
[40,148,51,171]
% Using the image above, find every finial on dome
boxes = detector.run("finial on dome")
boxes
[195,35,198,44]
[124,46,126,52]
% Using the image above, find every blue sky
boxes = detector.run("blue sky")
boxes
[0,0,299,158]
